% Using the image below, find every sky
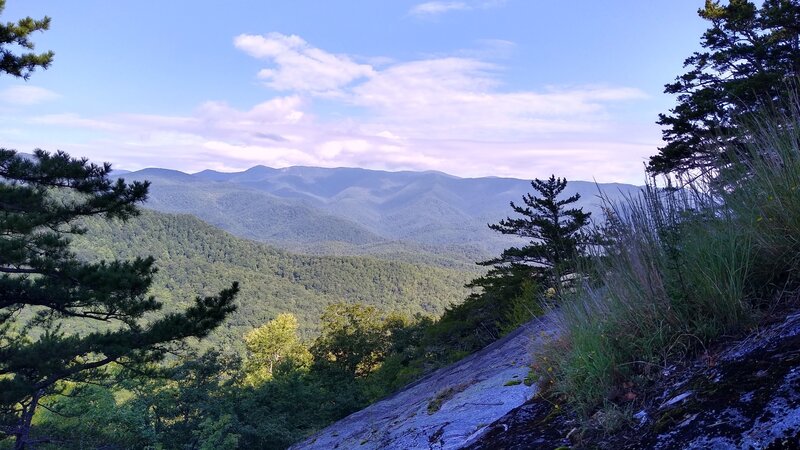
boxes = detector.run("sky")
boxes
[0,1,710,183]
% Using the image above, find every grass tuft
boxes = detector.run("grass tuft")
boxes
[534,88,800,419]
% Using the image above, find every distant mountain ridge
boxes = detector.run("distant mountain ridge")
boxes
[117,165,642,265]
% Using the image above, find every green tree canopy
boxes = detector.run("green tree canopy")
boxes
[244,313,312,385]
[649,0,800,174]
[311,303,391,379]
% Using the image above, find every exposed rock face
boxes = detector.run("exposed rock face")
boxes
[296,310,800,449]
[291,315,558,450]
[469,311,800,449]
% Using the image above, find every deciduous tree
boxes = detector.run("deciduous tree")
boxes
[310,303,389,379]
[244,313,311,385]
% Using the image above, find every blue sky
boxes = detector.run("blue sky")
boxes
[0,1,709,182]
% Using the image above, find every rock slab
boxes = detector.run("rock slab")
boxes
[291,315,557,450]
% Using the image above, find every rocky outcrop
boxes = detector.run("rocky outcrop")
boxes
[469,310,800,449]
[295,309,800,449]
[291,315,558,450]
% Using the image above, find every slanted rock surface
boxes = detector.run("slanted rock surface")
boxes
[291,315,558,450]
[468,310,800,449]
[296,309,800,449]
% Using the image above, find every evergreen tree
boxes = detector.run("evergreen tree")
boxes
[0,6,238,446]
[477,175,592,290]
[649,0,800,174]
[130,352,243,450]
[0,0,53,79]
[425,176,592,363]
[0,149,239,449]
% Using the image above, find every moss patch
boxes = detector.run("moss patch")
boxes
[427,383,470,415]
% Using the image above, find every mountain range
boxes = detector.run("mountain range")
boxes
[69,164,642,344]
[117,165,641,267]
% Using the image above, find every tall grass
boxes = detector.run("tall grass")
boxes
[537,90,800,418]
[725,91,800,291]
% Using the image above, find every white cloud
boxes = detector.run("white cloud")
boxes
[231,34,649,142]
[317,139,372,159]
[376,130,402,140]
[202,140,320,167]
[349,58,646,139]
[456,39,516,60]
[13,33,654,183]
[409,0,506,17]
[32,113,120,130]
[0,85,59,105]
[234,33,375,94]
[410,2,470,16]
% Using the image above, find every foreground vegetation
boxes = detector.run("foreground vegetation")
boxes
[532,0,800,434]
[19,304,434,449]
[535,96,800,431]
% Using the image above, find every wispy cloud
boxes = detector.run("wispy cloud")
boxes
[349,58,647,138]
[31,113,120,131]
[13,33,654,183]
[409,0,506,17]
[234,33,375,94]
[410,2,470,16]
[0,85,59,105]
[233,33,646,139]
[456,39,516,60]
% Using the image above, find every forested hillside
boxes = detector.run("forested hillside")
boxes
[72,209,474,349]
[119,167,640,265]
[124,169,387,246]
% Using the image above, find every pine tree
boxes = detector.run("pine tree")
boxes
[0,6,238,447]
[0,0,53,79]
[649,0,800,174]
[0,149,239,448]
[437,176,592,352]
[474,175,592,294]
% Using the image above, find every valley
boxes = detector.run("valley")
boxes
[72,208,475,349]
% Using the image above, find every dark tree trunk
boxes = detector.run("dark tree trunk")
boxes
[13,390,41,450]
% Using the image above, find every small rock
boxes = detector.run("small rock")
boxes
[677,413,698,428]
[660,391,693,409]
[633,410,649,424]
